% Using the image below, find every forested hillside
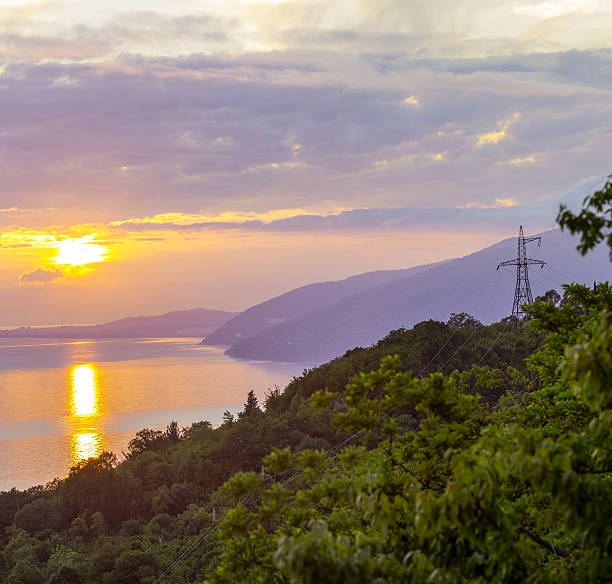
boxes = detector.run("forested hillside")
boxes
[1,179,611,583]
[0,312,544,583]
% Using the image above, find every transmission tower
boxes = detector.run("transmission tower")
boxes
[497,226,546,323]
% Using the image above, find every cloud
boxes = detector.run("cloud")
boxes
[0,230,57,249]
[477,113,521,145]
[495,197,519,207]
[3,1,612,69]
[513,0,600,19]
[110,207,469,233]
[247,0,612,55]
[504,155,537,165]
[0,9,240,62]
[107,176,606,235]
[19,267,64,284]
[1,22,612,222]
[0,31,112,61]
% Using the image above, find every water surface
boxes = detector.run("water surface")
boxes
[0,338,306,491]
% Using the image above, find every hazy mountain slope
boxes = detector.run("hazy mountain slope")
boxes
[202,263,445,346]
[0,308,236,339]
[226,229,610,363]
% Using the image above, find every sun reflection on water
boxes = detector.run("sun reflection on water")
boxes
[71,364,97,416]
[71,432,102,463]
[69,364,103,463]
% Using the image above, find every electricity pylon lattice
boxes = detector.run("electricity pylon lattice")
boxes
[497,226,546,322]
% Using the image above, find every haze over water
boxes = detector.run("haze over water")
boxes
[0,338,305,491]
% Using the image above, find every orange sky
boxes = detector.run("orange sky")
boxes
[1,221,515,324]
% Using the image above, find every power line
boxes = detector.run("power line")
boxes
[546,264,574,283]
[530,268,564,288]
[477,320,513,366]
[418,262,499,377]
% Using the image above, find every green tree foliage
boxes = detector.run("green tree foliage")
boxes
[13,497,61,534]
[89,512,108,538]
[241,390,261,417]
[5,558,44,584]
[558,176,612,259]
[277,315,541,413]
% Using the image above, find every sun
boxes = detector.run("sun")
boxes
[53,234,109,267]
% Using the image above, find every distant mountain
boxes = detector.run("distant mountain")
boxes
[0,308,236,339]
[201,263,446,346]
[225,229,610,363]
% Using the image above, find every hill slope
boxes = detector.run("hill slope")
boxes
[226,229,609,362]
[201,263,444,346]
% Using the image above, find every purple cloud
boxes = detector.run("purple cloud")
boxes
[19,268,64,284]
[1,46,611,222]
[108,176,605,235]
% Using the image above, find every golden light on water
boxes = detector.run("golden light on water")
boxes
[71,364,98,416]
[69,364,103,463]
[71,432,102,462]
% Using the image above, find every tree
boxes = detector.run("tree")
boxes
[6,559,44,584]
[89,512,108,537]
[222,410,235,425]
[125,428,164,457]
[44,546,82,584]
[48,566,81,584]
[110,549,157,584]
[164,421,181,444]
[241,390,261,417]
[264,386,283,413]
[13,497,61,534]
[535,288,561,305]
[447,312,482,328]
[558,175,612,259]
[67,516,88,540]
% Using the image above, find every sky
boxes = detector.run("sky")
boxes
[1,0,611,325]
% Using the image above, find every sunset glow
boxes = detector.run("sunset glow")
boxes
[53,235,109,267]
[0,0,611,326]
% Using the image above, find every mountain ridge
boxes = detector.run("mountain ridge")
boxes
[0,308,237,339]
[201,261,447,346]
[224,228,610,363]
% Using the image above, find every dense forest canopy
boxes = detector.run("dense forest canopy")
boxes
[1,179,611,583]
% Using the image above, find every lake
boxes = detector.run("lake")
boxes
[0,338,307,491]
